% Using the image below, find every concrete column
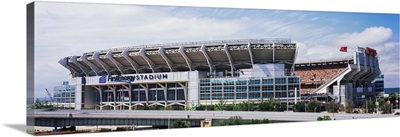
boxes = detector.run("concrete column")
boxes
[178,82,188,108]
[107,85,117,110]
[93,86,103,110]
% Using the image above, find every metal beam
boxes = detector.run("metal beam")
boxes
[159,47,174,72]
[179,46,193,71]
[93,52,112,75]
[81,54,100,76]
[58,57,79,77]
[247,42,254,65]
[106,51,125,75]
[70,56,90,76]
[121,50,139,74]
[200,45,214,73]
[224,44,235,76]
[139,48,156,73]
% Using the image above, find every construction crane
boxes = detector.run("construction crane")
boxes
[45,88,54,102]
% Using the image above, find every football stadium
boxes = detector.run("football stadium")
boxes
[55,38,381,110]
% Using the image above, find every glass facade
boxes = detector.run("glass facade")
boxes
[97,83,186,103]
[199,76,300,101]
[53,81,76,108]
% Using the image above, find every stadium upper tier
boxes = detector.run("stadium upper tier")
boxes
[59,38,297,77]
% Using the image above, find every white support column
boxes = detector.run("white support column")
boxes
[70,56,90,76]
[157,83,167,107]
[93,86,103,110]
[81,54,100,75]
[121,50,139,73]
[273,42,276,77]
[200,45,214,74]
[106,51,125,74]
[139,48,156,73]
[159,47,174,72]
[93,52,112,74]
[107,85,117,110]
[247,42,254,65]
[139,84,148,106]
[224,44,235,76]
[58,57,79,76]
[122,84,132,110]
[177,82,188,108]
[179,46,192,71]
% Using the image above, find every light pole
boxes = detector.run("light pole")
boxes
[305,102,307,112]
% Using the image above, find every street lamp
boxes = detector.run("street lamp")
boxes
[305,102,307,112]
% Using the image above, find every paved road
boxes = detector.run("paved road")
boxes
[31,110,399,122]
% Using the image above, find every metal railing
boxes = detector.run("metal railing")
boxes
[295,56,353,64]
[84,38,292,55]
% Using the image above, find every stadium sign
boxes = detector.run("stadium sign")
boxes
[99,74,168,83]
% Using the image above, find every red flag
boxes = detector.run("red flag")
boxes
[340,46,347,52]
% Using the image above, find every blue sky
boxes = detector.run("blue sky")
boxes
[34,2,399,97]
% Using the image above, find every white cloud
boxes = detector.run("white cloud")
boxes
[328,26,392,47]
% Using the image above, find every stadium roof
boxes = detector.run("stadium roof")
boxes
[59,38,298,77]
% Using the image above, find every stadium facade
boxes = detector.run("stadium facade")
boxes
[57,38,381,110]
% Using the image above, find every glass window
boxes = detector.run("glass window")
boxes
[224,93,235,99]
[139,91,146,101]
[236,79,247,85]
[200,87,210,93]
[211,87,222,93]
[177,89,185,100]
[157,90,164,101]
[132,91,139,101]
[211,93,222,100]
[249,85,260,92]
[224,86,234,92]
[262,92,274,99]
[249,78,260,85]
[275,85,287,91]
[200,79,210,86]
[200,94,210,100]
[275,78,287,84]
[236,93,247,99]
[211,79,222,86]
[236,86,247,92]
[288,77,300,84]
[262,78,273,84]
[148,91,157,101]
[167,90,175,100]
[262,85,274,92]
[249,92,261,99]
[223,79,235,85]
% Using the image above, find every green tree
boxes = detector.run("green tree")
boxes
[216,99,226,111]
[149,105,163,110]
[362,100,376,114]
[317,115,331,121]
[234,101,256,111]
[293,101,306,112]
[380,102,392,114]
[195,104,206,110]
[30,99,55,109]
[326,100,339,113]
[214,116,244,126]
[170,120,190,128]
[344,100,355,113]
[307,100,321,112]
[224,104,234,111]
[136,104,149,110]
